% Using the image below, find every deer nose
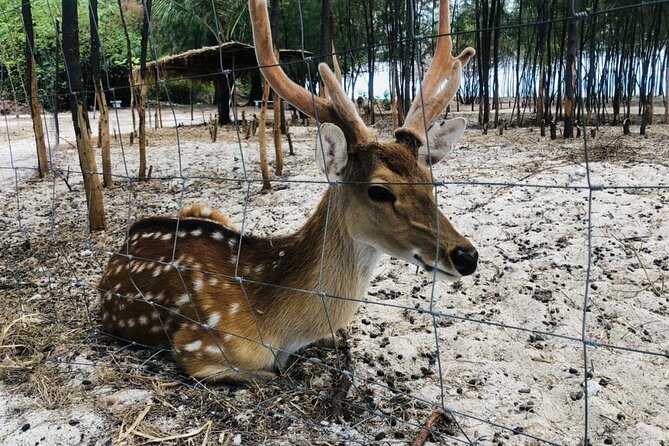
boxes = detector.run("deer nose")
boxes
[450,248,478,276]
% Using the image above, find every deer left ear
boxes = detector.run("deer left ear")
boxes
[315,123,348,181]
[418,117,467,165]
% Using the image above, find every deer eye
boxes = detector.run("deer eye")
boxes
[367,185,396,203]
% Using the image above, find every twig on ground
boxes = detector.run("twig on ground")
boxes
[411,408,456,446]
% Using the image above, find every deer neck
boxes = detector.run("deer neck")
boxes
[273,187,380,302]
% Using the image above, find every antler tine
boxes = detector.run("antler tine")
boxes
[319,64,376,143]
[249,0,373,144]
[396,0,475,145]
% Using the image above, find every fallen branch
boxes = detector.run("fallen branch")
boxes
[411,408,456,446]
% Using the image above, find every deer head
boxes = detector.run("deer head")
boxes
[249,0,478,279]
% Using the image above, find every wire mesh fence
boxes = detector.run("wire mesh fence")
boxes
[1,0,668,445]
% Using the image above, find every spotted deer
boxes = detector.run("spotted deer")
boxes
[99,0,477,384]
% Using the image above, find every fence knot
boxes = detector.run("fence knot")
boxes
[590,183,604,191]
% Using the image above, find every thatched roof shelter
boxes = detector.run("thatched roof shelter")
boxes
[139,41,310,82]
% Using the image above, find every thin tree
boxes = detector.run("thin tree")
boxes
[21,0,49,177]
[138,0,152,180]
[90,0,112,187]
[563,0,577,138]
[62,0,105,230]
[117,0,137,135]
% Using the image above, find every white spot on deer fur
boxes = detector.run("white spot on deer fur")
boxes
[191,229,203,237]
[223,334,233,342]
[117,319,126,328]
[227,239,236,248]
[130,233,140,242]
[176,294,190,306]
[177,230,187,238]
[205,345,223,355]
[127,318,136,328]
[229,303,240,315]
[208,277,219,286]
[161,233,173,241]
[184,340,202,352]
[193,278,203,292]
[150,325,162,333]
[207,313,221,327]
[152,268,162,278]
[154,292,165,302]
[141,232,156,239]
[144,292,154,301]
[138,315,149,325]
[211,231,224,241]
[199,207,212,218]
[113,283,121,292]
[279,251,285,257]
[114,264,124,275]
[254,265,265,274]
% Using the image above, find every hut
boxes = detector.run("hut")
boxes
[137,42,310,125]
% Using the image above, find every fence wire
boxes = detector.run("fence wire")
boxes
[1,0,668,445]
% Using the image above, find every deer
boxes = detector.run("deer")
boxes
[98,0,477,385]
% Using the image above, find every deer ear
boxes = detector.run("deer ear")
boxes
[418,117,467,165]
[315,123,348,181]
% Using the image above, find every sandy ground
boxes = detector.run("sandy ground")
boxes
[0,106,668,445]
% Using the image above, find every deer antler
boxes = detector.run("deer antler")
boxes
[396,0,475,145]
[249,0,374,144]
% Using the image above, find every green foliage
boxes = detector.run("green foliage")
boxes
[0,0,142,102]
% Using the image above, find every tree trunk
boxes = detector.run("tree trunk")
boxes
[90,0,112,187]
[248,69,263,104]
[138,0,152,180]
[216,76,232,125]
[53,19,61,145]
[564,5,577,138]
[258,82,272,190]
[96,80,112,187]
[319,0,333,96]
[117,0,136,133]
[22,0,48,177]
[662,49,669,124]
[62,0,105,231]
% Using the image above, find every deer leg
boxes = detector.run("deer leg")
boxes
[173,325,278,385]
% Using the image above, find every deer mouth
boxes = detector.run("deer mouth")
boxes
[413,253,460,280]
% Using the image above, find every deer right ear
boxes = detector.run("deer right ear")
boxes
[418,117,467,165]
[315,123,348,181]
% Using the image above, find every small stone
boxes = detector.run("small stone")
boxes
[570,391,583,401]
[232,433,242,445]
[374,432,386,440]
[604,437,613,445]
[518,388,531,394]
[586,381,601,396]
[68,420,79,426]
[568,367,578,375]
[599,378,609,387]
[80,249,93,257]
[21,423,30,432]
